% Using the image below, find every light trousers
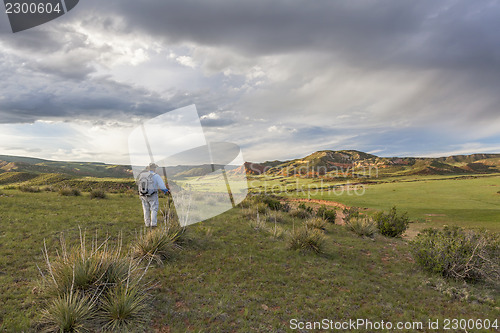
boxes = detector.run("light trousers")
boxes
[140,192,159,227]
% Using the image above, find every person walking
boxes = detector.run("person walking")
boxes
[137,163,169,227]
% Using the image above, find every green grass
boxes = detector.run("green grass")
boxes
[0,190,498,331]
[281,175,500,232]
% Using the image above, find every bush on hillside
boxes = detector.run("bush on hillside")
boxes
[59,187,81,197]
[89,189,107,199]
[410,227,500,283]
[342,207,359,223]
[374,206,409,237]
[298,202,313,214]
[289,208,312,219]
[316,205,336,223]
[18,185,41,193]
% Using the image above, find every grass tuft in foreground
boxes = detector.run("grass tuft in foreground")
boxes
[39,291,93,333]
[38,230,150,332]
[99,282,149,332]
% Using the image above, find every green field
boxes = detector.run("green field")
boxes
[0,188,498,331]
[246,174,500,233]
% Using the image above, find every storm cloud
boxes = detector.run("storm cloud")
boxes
[0,0,499,162]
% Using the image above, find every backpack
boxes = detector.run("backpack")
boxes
[138,172,156,196]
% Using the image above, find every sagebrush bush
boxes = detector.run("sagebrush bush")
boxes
[298,202,314,214]
[316,205,336,223]
[342,207,359,223]
[289,208,312,219]
[18,185,41,193]
[259,195,288,211]
[89,189,107,199]
[345,217,377,238]
[288,225,325,254]
[59,187,81,196]
[374,206,409,237]
[410,227,500,283]
[304,217,327,231]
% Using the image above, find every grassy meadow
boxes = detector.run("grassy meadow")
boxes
[247,174,500,233]
[0,185,498,331]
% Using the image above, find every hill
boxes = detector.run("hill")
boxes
[243,150,500,177]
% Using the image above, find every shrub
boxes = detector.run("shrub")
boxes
[259,195,289,211]
[288,225,325,254]
[410,227,500,283]
[345,217,377,238]
[304,217,327,231]
[43,186,58,192]
[18,185,41,193]
[289,208,312,219]
[298,202,313,214]
[40,291,93,333]
[374,206,409,237]
[316,205,336,223]
[256,203,268,214]
[342,207,359,223]
[89,189,107,199]
[59,187,81,196]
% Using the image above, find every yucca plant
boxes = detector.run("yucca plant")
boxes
[39,230,151,331]
[132,226,180,265]
[288,225,325,254]
[98,282,149,332]
[304,217,327,231]
[40,291,94,333]
[345,217,377,238]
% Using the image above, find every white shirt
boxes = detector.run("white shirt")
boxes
[150,171,168,191]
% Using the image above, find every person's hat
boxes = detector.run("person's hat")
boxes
[148,163,158,170]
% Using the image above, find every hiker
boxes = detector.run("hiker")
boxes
[138,163,169,227]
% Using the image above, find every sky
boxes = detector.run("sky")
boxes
[0,0,500,164]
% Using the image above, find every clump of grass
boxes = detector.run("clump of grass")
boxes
[345,217,377,238]
[59,187,81,196]
[132,226,181,265]
[99,283,149,332]
[410,226,500,283]
[288,225,325,254]
[39,291,94,333]
[304,217,327,231]
[89,189,107,200]
[18,185,41,193]
[39,231,151,332]
[374,206,409,237]
[316,205,336,223]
